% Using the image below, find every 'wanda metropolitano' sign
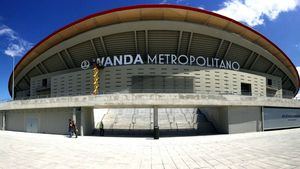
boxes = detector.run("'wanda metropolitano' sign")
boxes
[81,54,240,70]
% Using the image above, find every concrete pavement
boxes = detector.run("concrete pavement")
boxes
[0,129,300,169]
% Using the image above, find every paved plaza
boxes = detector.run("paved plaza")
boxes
[0,129,300,169]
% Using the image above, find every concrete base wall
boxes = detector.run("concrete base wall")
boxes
[227,106,262,134]
[81,107,94,136]
[0,112,3,130]
[201,107,228,134]
[202,106,262,134]
[6,108,73,134]
[6,110,25,132]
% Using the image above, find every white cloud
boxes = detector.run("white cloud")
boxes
[0,25,32,57]
[160,0,168,4]
[160,0,188,4]
[214,0,300,27]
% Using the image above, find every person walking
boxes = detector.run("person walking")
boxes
[99,121,104,136]
[68,119,73,138]
[72,120,78,138]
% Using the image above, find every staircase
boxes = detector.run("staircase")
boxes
[195,108,218,134]
[95,108,217,136]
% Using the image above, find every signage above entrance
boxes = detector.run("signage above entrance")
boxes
[81,54,240,71]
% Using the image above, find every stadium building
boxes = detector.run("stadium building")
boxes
[0,4,299,137]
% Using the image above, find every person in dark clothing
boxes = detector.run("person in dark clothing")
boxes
[72,120,78,138]
[68,119,73,138]
[99,121,104,136]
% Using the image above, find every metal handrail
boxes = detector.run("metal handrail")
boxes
[3,89,299,102]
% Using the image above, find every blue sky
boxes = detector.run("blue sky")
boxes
[0,0,299,100]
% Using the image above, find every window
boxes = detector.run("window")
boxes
[267,79,272,86]
[42,79,47,87]
[241,83,252,96]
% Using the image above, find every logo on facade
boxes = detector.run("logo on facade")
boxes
[80,54,240,71]
[81,60,90,70]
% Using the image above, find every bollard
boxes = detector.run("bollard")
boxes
[154,126,159,139]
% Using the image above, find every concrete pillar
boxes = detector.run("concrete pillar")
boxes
[2,112,6,130]
[153,106,159,139]
[80,108,84,136]
[73,107,82,136]
[72,108,77,123]
[261,106,264,131]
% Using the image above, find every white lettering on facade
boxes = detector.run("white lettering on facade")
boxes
[81,54,241,71]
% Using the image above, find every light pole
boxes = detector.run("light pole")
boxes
[12,56,15,100]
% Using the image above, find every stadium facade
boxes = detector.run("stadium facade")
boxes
[0,4,300,137]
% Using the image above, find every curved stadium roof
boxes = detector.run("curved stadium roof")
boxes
[9,4,300,96]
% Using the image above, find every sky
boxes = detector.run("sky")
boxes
[0,0,299,100]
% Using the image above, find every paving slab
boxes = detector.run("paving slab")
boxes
[0,129,300,169]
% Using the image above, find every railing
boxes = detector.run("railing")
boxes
[2,89,299,102]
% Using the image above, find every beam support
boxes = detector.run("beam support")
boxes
[222,42,232,59]
[145,30,149,55]
[100,37,108,56]
[215,39,224,58]
[282,75,288,84]
[39,62,49,74]
[24,75,30,86]
[187,32,193,56]
[65,49,76,68]
[176,31,183,56]
[35,66,43,74]
[134,31,138,54]
[249,55,260,70]
[266,64,275,74]
[90,40,99,58]
[242,51,254,68]
[271,67,278,75]
[282,76,289,86]
[58,52,69,69]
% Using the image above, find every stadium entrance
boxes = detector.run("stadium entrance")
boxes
[93,108,218,137]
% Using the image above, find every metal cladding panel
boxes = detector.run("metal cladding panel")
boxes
[179,32,191,55]
[273,68,285,78]
[26,67,41,78]
[148,30,179,55]
[264,107,300,130]
[59,50,73,68]
[226,44,251,64]
[217,40,230,58]
[42,54,66,72]
[251,56,273,73]
[17,79,29,90]
[68,41,96,67]
[92,38,106,57]
[189,33,220,57]
[136,31,146,56]
[103,31,136,56]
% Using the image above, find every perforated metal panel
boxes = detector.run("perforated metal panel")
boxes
[92,38,106,57]
[148,30,179,55]
[189,33,220,57]
[68,41,96,67]
[103,32,136,56]
[42,54,66,72]
[226,44,251,64]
